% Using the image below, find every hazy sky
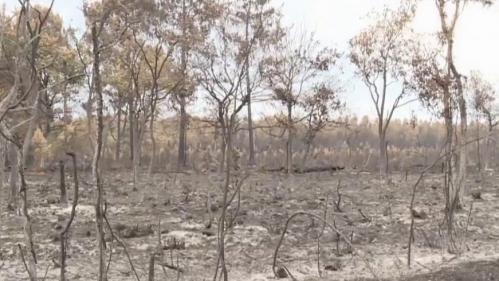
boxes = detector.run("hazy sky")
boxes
[2,0,498,120]
[274,0,499,120]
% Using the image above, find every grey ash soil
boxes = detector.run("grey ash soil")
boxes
[1,169,499,280]
[403,260,499,281]
[359,259,499,281]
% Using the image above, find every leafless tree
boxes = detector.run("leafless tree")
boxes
[132,25,177,175]
[59,152,79,281]
[83,1,131,279]
[349,1,416,178]
[300,84,343,170]
[194,1,257,279]
[169,0,218,171]
[0,0,55,279]
[236,0,283,167]
[263,31,338,174]
[469,72,497,171]
[406,0,493,253]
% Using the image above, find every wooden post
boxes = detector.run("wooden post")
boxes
[59,160,67,204]
[148,254,155,281]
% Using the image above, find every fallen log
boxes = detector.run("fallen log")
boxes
[263,165,345,174]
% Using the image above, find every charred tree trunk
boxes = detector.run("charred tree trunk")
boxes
[148,254,155,281]
[476,120,481,172]
[455,74,467,207]
[62,71,70,148]
[132,114,140,187]
[301,141,312,172]
[437,2,468,253]
[148,99,157,176]
[219,128,227,174]
[443,82,457,251]
[484,123,493,170]
[138,117,145,167]
[59,160,67,204]
[0,140,4,194]
[85,85,94,160]
[8,142,18,210]
[247,87,255,167]
[177,0,189,171]
[215,114,236,281]
[128,94,135,162]
[115,96,122,161]
[18,146,37,280]
[42,79,53,136]
[91,24,106,281]
[245,0,256,167]
[60,153,79,281]
[177,96,188,170]
[286,103,293,174]
[378,123,389,177]
[22,81,41,167]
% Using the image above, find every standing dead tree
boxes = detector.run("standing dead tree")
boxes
[169,0,218,171]
[234,0,283,167]
[407,0,493,253]
[90,18,107,281]
[263,31,338,174]
[436,0,467,222]
[59,152,79,281]
[349,1,416,178]
[300,84,343,170]
[469,72,497,171]
[0,0,55,279]
[407,135,487,266]
[132,14,178,175]
[121,39,148,186]
[105,1,181,181]
[407,38,464,252]
[195,1,260,279]
[83,1,131,279]
[59,160,67,204]
[72,30,96,154]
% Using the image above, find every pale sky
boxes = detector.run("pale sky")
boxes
[274,0,499,120]
[2,0,499,120]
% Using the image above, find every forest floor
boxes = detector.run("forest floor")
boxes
[1,168,499,281]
